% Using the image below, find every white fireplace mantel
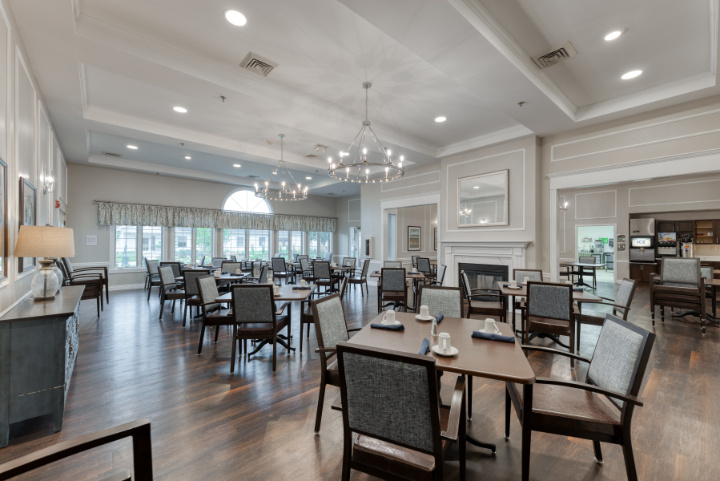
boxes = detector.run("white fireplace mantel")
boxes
[441,240,532,287]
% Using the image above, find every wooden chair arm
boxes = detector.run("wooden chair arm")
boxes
[315,347,336,354]
[521,345,592,364]
[441,375,466,442]
[535,378,643,406]
[577,300,630,311]
[347,327,363,333]
[70,273,104,280]
[72,266,108,276]
[274,301,290,317]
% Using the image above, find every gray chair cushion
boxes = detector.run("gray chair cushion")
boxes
[514,270,542,282]
[382,269,406,292]
[384,261,402,268]
[419,288,462,318]
[614,280,635,308]
[183,269,210,296]
[588,319,643,399]
[527,284,571,320]
[159,266,176,286]
[315,296,349,348]
[232,286,274,323]
[197,276,221,312]
[662,258,699,285]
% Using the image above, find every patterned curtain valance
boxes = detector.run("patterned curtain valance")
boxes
[96,201,337,232]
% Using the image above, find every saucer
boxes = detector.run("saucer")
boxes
[431,345,459,357]
[415,314,434,322]
[505,285,522,290]
[381,319,402,326]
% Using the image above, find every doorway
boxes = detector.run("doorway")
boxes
[576,225,615,283]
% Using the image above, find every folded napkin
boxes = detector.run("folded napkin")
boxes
[471,331,516,343]
[374,270,380,274]
[573,287,584,292]
[435,313,444,324]
[292,286,312,290]
[370,323,405,331]
[222,272,228,275]
[419,338,430,355]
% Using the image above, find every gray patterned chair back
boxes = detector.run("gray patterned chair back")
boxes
[62,257,74,275]
[222,261,242,274]
[614,278,637,309]
[314,261,331,280]
[337,342,441,455]
[513,269,543,282]
[160,262,181,278]
[258,265,269,284]
[587,314,655,410]
[271,257,287,274]
[197,276,221,312]
[230,255,237,262]
[146,259,159,276]
[313,294,349,351]
[419,286,462,318]
[701,265,713,280]
[232,285,275,324]
[579,256,596,264]
[183,269,210,296]
[199,256,206,266]
[527,282,572,321]
[158,266,176,288]
[417,258,431,274]
[211,257,226,268]
[300,257,311,271]
[298,255,309,262]
[381,268,406,292]
[435,264,446,285]
[342,257,356,268]
[661,258,700,287]
[359,259,371,278]
[384,261,402,268]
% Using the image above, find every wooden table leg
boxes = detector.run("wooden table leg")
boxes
[521,383,533,481]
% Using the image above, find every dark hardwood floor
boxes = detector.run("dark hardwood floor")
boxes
[1,279,717,480]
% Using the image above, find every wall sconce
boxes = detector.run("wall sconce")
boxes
[43,176,54,195]
[559,201,569,211]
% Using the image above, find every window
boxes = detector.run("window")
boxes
[349,227,361,259]
[223,229,246,260]
[195,228,214,265]
[115,226,138,268]
[174,227,193,264]
[142,226,163,261]
[291,232,302,259]
[248,230,270,260]
[223,190,271,214]
[277,231,289,259]
[308,231,331,259]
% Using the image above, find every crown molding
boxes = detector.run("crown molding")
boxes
[437,124,534,158]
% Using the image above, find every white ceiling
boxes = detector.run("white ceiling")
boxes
[8,0,720,197]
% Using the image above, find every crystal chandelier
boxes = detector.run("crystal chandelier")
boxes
[328,82,404,183]
[255,134,308,201]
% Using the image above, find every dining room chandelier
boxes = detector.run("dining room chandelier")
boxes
[255,134,308,201]
[328,82,404,183]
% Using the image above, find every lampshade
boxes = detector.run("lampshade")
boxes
[14,225,75,258]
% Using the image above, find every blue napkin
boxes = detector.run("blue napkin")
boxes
[419,338,430,355]
[221,272,228,275]
[435,313,444,324]
[370,323,405,331]
[292,286,312,290]
[471,331,516,343]
[573,287,584,292]
[374,270,380,274]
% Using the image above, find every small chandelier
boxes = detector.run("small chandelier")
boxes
[255,134,308,201]
[328,82,404,183]
[459,206,472,218]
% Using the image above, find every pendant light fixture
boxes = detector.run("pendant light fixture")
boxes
[255,134,308,201]
[328,82,404,183]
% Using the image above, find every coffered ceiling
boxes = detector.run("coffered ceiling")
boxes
[8,0,720,196]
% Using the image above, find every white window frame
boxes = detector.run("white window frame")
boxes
[169,227,215,264]
[110,226,166,273]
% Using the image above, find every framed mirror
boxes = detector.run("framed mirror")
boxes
[457,169,508,227]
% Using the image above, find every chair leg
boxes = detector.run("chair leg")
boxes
[147,285,152,301]
[272,334,277,373]
[96,296,100,317]
[230,326,237,373]
[593,440,603,464]
[197,322,206,354]
[214,325,220,343]
[159,294,165,320]
[300,323,304,353]
[314,376,327,433]
[467,375,473,419]
[183,303,188,327]
[622,439,638,481]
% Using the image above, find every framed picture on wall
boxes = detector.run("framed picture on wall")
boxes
[434,227,437,251]
[19,178,36,272]
[0,158,6,279]
[408,226,421,251]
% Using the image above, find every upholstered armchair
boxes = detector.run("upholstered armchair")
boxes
[459,270,505,322]
[650,257,707,333]
[523,281,576,365]
[418,286,462,318]
[377,268,408,312]
[576,278,637,355]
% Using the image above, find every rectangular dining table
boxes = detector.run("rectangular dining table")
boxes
[559,262,605,289]
[349,311,536,481]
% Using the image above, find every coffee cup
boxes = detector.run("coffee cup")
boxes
[509,279,517,288]
[523,277,530,284]
[439,332,451,353]
[213,269,221,278]
[273,285,280,296]
[485,318,497,333]
[300,279,308,287]
[383,309,396,324]
[411,267,418,273]
[419,305,430,318]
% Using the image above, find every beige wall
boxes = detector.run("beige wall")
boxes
[335,195,361,258]
[0,0,69,315]
[387,204,438,261]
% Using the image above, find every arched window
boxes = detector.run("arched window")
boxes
[223,190,272,214]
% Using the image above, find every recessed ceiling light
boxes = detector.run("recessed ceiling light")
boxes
[233,163,241,168]
[127,145,138,150]
[473,186,480,189]
[185,156,191,160]
[305,176,312,180]
[621,69,643,80]
[434,116,447,123]
[225,10,247,27]
[173,106,188,113]
[604,30,624,41]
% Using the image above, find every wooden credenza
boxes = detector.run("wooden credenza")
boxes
[0,286,84,447]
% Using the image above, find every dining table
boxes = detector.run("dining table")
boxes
[559,261,605,290]
[349,311,536,481]
[176,273,247,284]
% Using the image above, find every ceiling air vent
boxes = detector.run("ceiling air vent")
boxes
[240,52,278,77]
[533,42,577,69]
[103,151,121,157]
[247,175,259,179]
[305,153,319,159]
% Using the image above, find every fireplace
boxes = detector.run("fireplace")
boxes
[458,263,509,292]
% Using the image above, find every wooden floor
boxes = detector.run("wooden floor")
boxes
[1,280,718,480]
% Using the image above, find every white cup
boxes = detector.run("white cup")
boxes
[439,332,451,353]
[383,309,396,324]
[236,268,242,275]
[300,279,308,286]
[273,285,280,296]
[419,305,430,318]
[523,277,530,284]
[485,318,497,333]
[411,267,418,273]
[214,270,221,278]
[509,279,517,288]
[332,262,337,267]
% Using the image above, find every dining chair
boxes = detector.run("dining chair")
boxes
[523,281,576,365]
[196,275,234,354]
[336,342,466,481]
[428,264,446,286]
[57,261,104,318]
[221,261,242,274]
[158,266,186,320]
[510,269,544,329]
[459,270,505,323]
[144,257,160,291]
[271,257,292,285]
[313,261,337,294]
[230,284,290,373]
[300,277,348,354]
[418,285,462,318]
[160,261,183,289]
[378,268,408,312]
[182,269,211,327]
[411,255,419,268]
[300,257,315,283]
[578,255,598,289]
[62,257,109,304]
[0,419,153,481]
[506,314,655,481]
[348,259,371,296]
[246,265,269,284]
[199,255,206,267]
[342,256,357,277]
[383,260,402,268]
[230,255,237,262]
[576,278,637,355]
[417,257,432,276]
[701,265,716,312]
[650,257,707,333]
[211,257,227,268]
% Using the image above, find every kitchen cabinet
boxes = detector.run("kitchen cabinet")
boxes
[629,262,657,282]
[657,220,695,234]
[694,220,720,244]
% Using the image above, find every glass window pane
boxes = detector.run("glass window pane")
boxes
[174,227,192,264]
[195,228,213,265]
[277,231,289,260]
[291,232,302,258]
[223,190,271,213]
[223,229,246,260]
[248,229,270,260]
[318,232,331,259]
[308,232,318,258]
[115,226,137,268]
[142,226,162,262]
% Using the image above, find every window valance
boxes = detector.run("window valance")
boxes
[96,201,337,232]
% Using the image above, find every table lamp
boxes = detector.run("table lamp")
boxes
[14,225,75,301]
